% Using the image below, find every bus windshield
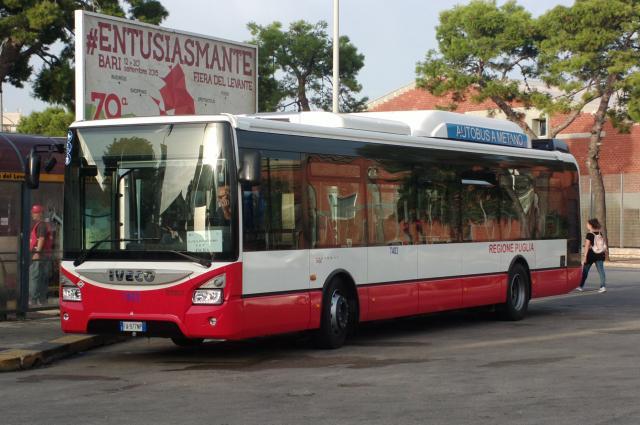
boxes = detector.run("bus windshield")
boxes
[64,122,237,263]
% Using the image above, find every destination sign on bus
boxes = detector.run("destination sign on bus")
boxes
[446,123,528,148]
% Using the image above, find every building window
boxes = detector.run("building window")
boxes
[533,117,548,138]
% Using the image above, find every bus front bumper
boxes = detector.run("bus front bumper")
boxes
[60,298,245,340]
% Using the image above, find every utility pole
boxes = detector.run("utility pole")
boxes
[0,39,4,132]
[332,0,340,113]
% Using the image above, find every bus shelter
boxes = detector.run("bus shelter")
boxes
[0,133,64,317]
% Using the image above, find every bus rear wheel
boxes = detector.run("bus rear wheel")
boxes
[171,337,204,347]
[314,278,354,349]
[498,263,530,321]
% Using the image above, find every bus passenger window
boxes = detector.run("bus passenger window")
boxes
[461,175,501,242]
[307,155,365,248]
[242,151,304,251]
[366,161,414,246]
[498,168,537,240]
[413,165,460,244]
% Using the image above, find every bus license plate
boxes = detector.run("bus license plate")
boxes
[119,321,146,333]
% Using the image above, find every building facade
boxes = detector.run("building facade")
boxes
[1,112,22,133]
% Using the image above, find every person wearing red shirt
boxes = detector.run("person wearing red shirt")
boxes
[29,204,52,306]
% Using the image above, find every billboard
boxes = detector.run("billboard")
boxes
[75,11,257,121]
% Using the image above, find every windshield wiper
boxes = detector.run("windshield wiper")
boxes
[73,237,161,267]
[166,250,212,268]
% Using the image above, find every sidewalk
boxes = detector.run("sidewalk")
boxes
[606,248,640,269]
[606,260,640,269]
[0,310,126,372]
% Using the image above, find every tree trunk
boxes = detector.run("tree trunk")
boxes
[587,75,617,258]
[298,77,310,111]
[0,40,23,86]
[490,95,537,140]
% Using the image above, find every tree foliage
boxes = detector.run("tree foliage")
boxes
[415,0,598,139]
[17,106,74,136]
[416,0,543,137]
[0,0,168,110]
[248,20,367,112]
[538,0,640,126]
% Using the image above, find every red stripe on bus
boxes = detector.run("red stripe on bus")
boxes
[61,265,582,340]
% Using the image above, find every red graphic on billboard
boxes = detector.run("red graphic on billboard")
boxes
[151,65,195,115]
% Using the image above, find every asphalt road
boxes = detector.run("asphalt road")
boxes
[2,268,639,425]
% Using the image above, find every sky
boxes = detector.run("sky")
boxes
[4,0,573,116]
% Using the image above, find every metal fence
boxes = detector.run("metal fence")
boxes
[581,173,640,248]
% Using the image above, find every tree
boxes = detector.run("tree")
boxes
[537,0,640,245]
[248,20,367,112]
[0,1,168,111]
[17,106,74,136]
[415,0,595,140]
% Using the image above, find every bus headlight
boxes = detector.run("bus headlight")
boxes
[61,274,82,302]
[192,273,225,305]
[192,289,223,305]
[62,286,82,302]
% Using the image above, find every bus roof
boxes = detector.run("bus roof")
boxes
[70,111,576,166]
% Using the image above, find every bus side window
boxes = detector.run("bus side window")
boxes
[307,154,365,249]
[461,169,501,242]
[366,160,414,246]
[413,164,460,244]
[498,167,537,240]
[242,150,304,251]
[545,169,574,239]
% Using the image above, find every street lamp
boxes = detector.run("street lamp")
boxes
[0,39,5,132]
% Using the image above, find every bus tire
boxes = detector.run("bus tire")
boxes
[498,263,530,321]
[314,278,354,349]
[171,337,204,347]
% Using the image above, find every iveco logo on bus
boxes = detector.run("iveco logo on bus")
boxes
[108,269,155,283]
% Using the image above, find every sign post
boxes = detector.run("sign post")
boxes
[75,11,258,121]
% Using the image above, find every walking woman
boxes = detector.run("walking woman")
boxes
[577,218,607,293]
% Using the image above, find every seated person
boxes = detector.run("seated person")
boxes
[211,185,232,226]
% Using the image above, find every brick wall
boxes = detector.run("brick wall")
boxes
[369,87,501,113]
[561,120,640,176]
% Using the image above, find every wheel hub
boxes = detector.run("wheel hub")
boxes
[330,290,349,334]
[510,274,525,310]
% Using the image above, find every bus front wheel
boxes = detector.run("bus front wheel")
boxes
[314,278,354,349]
[498,263,530,321]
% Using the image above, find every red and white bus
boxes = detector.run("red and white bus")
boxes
[60,110,582,348]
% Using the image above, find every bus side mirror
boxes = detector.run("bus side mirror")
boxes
[26,150,41,189]
[239,150,261,185]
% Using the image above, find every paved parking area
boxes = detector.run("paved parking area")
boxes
[1,268,639,425]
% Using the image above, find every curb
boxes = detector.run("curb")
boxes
[0,334,128,372]
[605,261,640,269]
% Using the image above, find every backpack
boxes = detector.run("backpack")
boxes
[591,232,607,254]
